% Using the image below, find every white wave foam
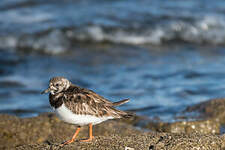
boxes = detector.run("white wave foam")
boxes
[73,25,167,45]
[0,9,53,24]
[71,17,225,45]
[1,16,225,54]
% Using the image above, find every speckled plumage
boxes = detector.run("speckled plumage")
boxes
[43,77,132,125]
[42,76,132,144]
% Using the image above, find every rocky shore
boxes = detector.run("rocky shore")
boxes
[1,98,225,150]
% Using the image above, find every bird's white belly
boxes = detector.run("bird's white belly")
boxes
[54,103,113,126]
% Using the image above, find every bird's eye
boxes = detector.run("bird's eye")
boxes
[55,83,59,87]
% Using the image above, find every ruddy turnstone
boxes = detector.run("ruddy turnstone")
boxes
[41,77,132,145]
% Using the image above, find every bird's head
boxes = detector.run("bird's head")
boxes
[41,77,71,95]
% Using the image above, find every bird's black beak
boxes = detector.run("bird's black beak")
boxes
[41,88,50,94]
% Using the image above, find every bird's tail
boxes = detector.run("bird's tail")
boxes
[113,98,130,106]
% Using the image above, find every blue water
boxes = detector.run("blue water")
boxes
[1,0,225,122]
[1,0,225,53]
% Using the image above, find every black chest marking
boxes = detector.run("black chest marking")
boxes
[49,93,64,109]
[48,85,87,109]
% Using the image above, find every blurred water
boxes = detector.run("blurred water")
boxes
[1,0,225,122]
[1,0,225,53]
[1,45,225,122]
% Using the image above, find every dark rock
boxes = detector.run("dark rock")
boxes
[145,119,220,134]
[16,133,225,150]
[143,98,225,135]
[185,98,225,125]
[0,113,225,150]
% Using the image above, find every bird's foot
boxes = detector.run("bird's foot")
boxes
[60,139,75,146]
[80,136,94,142]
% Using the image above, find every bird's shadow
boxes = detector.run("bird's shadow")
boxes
[44,139,88,150]
[44,140,65,150]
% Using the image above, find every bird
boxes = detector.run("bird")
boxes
[41,76,132,146]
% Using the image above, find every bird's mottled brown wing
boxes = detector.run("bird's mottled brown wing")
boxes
[63,86,128,118]
[85,90,130,106]
[82,88,116,106]
[67,84,116,106]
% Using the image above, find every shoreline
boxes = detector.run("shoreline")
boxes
[1,98,225,149]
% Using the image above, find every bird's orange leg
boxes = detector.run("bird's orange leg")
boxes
[61,127,81,146]
[80,123,94,142]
